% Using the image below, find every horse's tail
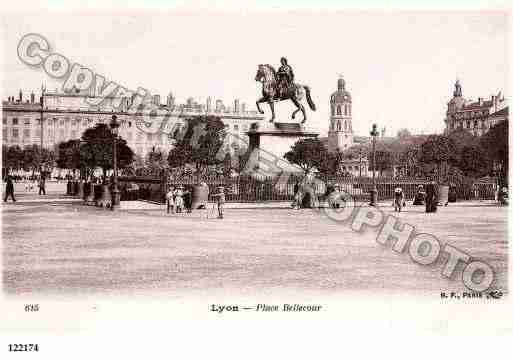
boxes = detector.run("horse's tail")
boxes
[304,86,316,111]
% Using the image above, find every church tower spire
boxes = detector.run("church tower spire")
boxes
[328,75,354,153]
[453,79,462,97]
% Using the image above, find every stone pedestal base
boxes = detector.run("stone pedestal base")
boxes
[247,122,319,161]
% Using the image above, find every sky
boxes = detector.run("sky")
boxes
[1,10,509,137]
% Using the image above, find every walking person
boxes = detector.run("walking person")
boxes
[425,180,437,213]
[4,175,16,202]
[211,186,226,219]
[38,176,46,195]
[291,181,301,209]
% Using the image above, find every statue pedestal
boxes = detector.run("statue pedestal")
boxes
[247,122,319,160]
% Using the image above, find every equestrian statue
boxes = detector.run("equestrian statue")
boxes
[255,57,316,124]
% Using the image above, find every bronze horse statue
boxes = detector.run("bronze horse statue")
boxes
[255,64,316,123]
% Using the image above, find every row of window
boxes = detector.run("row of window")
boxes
[331,120,352,132]
[3,117,33,126]
[3,116,251,132]
[452,110,488,120]
[449,119,492,130]
[332,104,352,117]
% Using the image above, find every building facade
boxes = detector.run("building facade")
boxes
[2,89,263,159]
[444,80,508,136]
[328,76,354,153]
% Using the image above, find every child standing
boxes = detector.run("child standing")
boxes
[166,186,175,214]
[174,186,184,213]
[394,187,404,212]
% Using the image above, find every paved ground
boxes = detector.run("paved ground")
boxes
[2,193,508,297]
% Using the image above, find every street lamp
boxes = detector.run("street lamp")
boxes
[369,123,379,206]
[109,115,120,210]
[358,148,362,178]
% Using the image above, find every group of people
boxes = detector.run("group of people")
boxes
[165,185,193,214]
[165,185,226,219]
[23,177,46,195]
[395,182,437,212]
[396,182,438,212]
[291,181,320,209]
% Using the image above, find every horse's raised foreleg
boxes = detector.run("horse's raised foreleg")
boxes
[256,98,265,114]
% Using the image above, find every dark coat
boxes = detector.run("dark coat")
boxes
[5,177,14,192]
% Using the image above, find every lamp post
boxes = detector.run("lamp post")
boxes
[369,123,379,206]
[358,148,362,178]
[110,115,120,210]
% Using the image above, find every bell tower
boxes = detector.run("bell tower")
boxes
[328,76,354,153]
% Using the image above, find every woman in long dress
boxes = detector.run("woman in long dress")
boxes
[166,186,175,214]
[174,186,184,213]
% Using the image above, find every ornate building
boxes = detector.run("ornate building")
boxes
[444,80,508,136]
[2,89,263,159]
[328,76,354,153]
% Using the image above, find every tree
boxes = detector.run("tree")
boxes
[284,138,328,173]
[168,144,192,170]
[80,123,134,182]
[480,120,508,186]
[317,150,344,177]
[344,144,369,161]
[57,139,82,178]
[146,148,168,170]
[369,149,394,175]
[167,116,226,174]
[21,144,55,178]
[448,128,476,150]
[2,145,24,175]
[458,144,490,178]
[418,135,456,179]
[398,144,421,177]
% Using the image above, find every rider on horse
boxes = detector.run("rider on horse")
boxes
[277,57,294,97]
[255,59,315,123]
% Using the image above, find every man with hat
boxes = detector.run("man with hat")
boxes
[425,180,438,213]
[4,175,16,202]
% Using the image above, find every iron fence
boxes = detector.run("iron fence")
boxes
[117,173,498,204]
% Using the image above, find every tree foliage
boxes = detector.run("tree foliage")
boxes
[57,139,82,175]
[284,138,328,173]
[80,123,134,182]
[2,145,24,173]
[167,116,226,173]
[480,120,508,185]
